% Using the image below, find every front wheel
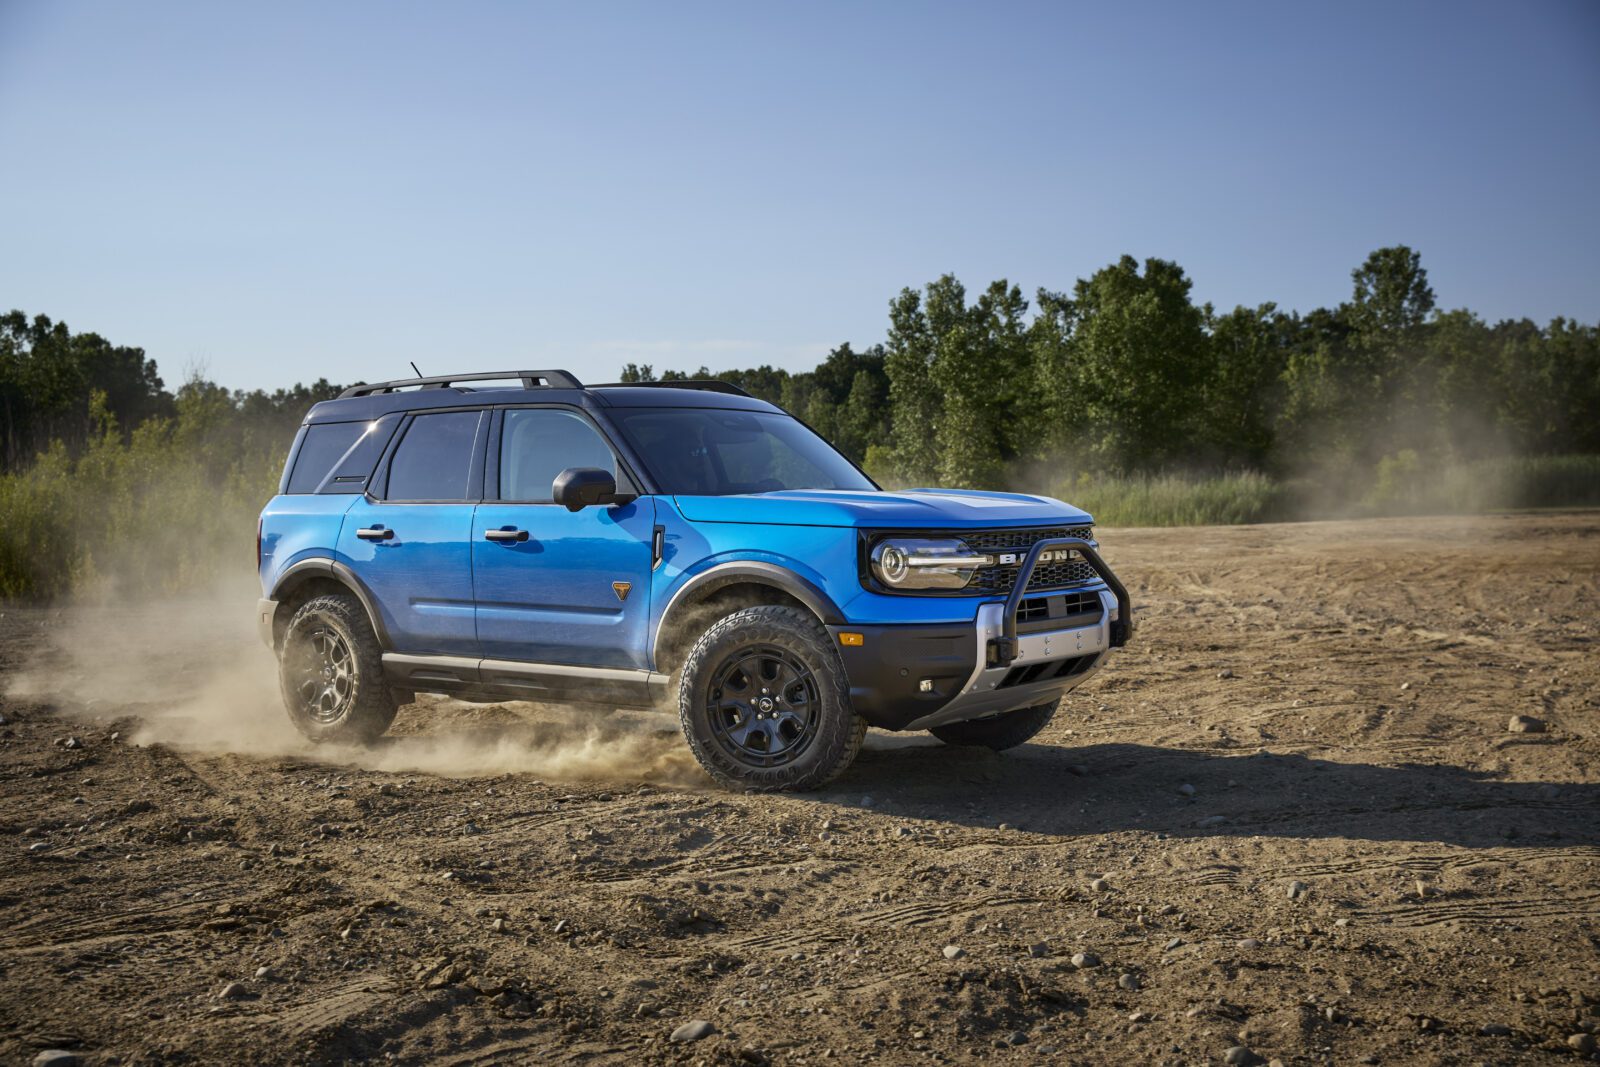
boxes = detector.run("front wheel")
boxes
[278,594,398,744]
[929,699,1059,750]
[678,606,865,791]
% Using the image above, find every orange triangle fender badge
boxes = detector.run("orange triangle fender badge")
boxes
[612,581,632,603]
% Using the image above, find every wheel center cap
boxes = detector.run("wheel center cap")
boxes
[757,696,776,713]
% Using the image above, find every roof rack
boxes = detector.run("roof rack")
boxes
[338,370,583,399]
[590,379,752,398]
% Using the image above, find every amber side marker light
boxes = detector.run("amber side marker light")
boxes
[838,632,865,647]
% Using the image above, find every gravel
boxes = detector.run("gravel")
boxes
[1507,714,1547,733]
[1223,1047,1258,1066]
[942,945,966,960]
[1177,783,1196,797]
[1070,951,1100,969]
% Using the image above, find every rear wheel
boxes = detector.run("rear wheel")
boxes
[678,606,865,791]
[278,594,397,744]
[929,699,1059,750]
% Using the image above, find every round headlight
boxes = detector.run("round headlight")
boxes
[869,538,991,591]
[876,543,910,584]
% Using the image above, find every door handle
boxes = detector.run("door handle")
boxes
[356,525,395,541]
[484,527,529,543]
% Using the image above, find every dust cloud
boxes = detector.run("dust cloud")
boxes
[5,575,701,787]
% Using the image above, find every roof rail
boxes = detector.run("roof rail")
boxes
[590,379,752,398]
[337,369,583,399]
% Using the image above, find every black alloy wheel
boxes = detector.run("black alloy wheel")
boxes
[705,645,821,767]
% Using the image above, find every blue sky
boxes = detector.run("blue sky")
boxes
[1,1,1596,392]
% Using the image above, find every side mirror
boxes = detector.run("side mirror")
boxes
[552,467,633,511]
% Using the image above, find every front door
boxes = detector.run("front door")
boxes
[473,407,655,669]
[337,408,486,656]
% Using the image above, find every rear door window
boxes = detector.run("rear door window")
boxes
[384,411,484,501]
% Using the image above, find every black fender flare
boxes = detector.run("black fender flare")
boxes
[268,557,394,650]
[651,561,845,669]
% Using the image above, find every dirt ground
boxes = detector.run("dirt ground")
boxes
[1,513,1597,1066]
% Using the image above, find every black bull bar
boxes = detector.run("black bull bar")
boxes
[990,537,1133,667]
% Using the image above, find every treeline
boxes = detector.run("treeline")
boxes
[0,310,342,476]
[624,246,1600,492]
[0,313,345,598]
[2,244,1597,599]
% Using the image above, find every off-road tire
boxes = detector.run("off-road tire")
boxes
[678,605,866,791]
[278,594,398,745]
[929,699,1059,750]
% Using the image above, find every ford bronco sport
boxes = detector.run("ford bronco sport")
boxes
[256,370,1132,790]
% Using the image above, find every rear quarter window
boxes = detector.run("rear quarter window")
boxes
[285,417,398,495]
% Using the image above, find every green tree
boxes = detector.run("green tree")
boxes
[883,282,944,483]
[881,277,1033,487]
[1203,303,1292,468]
[1051,256,1212,471]
[1349,245,1435,339]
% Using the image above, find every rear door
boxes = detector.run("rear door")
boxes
[473,406,655,669]
[337,408,486,656]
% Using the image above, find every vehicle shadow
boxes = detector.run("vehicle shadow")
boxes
[819,735,1600,849]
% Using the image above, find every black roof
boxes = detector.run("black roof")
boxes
[304,369,780,423]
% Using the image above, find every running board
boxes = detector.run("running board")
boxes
[382,653,670,708]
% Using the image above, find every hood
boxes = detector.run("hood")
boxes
[673,488,1093,529]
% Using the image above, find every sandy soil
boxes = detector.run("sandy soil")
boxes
[1,513,1597,1066]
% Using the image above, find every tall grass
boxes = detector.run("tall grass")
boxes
[1049,471,1288,526]
[0,392,286,600]
[1048,455,1600,527]
[1363,451,1600,514]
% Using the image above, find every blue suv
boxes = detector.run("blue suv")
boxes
[256,370,1132,790]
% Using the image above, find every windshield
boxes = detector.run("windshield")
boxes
[610,408,876,496]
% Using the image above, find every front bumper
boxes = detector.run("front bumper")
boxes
[830,589,1119,730]
[830,536,1133,732]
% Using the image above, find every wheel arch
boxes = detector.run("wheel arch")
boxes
[652,562,844,676]
[268,558,393,651]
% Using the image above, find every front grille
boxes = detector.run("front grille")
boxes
[964,526,1098,594]
[1016,598,1051,624]
[1016,589,1104,631]
[961,526,1093,552]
